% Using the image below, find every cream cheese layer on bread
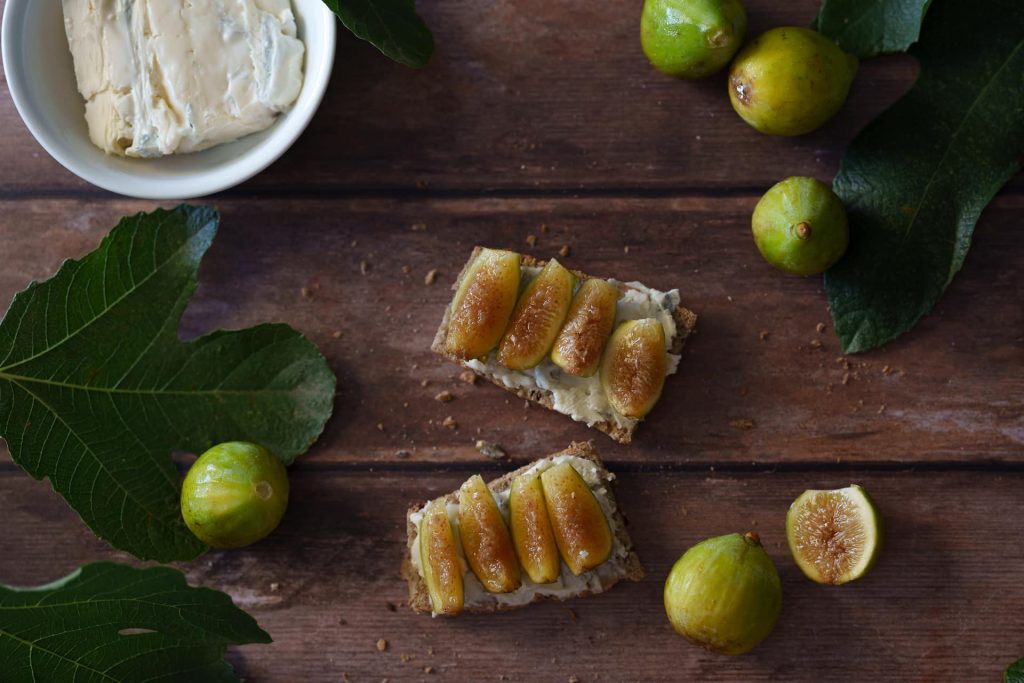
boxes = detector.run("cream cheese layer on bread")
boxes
[466,269,681,433]
[404,444,642,616]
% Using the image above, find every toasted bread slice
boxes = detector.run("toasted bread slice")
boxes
[402,441,643,615]
[432,248,697,443]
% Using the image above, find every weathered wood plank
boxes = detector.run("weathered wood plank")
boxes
[1,467,1021,681]
[1,197,1020,467]
[0,0,933,194]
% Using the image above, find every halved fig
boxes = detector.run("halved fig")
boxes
[497,259,576,370]
[509,472,561,584]
[550,278,621,376]
[601,318,668,418]
[540,462,612,575]
[445,248,522,360]
[458,475,521,593]
[419,498,464,615]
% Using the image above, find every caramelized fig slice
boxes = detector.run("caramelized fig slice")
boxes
[550,278,622,376]
[419,498,464,615]
[458,475,521,593]
[445,248,522,360]
[497,259,576,370]
[509,472,561,584]
[601,318,668,418]
[540,462,612,575]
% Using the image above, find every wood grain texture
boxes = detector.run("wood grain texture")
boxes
[1,467,1022,681]
[0,0,935,195]
[1,197,1020,467]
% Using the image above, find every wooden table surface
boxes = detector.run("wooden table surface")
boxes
[1,1,1022,681]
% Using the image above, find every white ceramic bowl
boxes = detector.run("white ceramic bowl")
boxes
[2,0,336,199]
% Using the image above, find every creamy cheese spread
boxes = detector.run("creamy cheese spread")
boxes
[62,0,305,157]
[409,456,629,614]
[466,270,682,430]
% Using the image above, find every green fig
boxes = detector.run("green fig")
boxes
[752,176,849,276]
[728,27,857,136]
[664,532,782,655]
[641,0,747,78]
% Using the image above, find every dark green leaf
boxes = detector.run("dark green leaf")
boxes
[323,0,434,68]
[824,0,1024,354]
[1007,658,1024,683]
[0,206,336,561]
[813,0,932,57]
[0,562,269,682]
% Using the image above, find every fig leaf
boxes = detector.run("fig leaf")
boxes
[0,562,270,682]
[0,206,336,561]
[823,0,1024,353]
[323,0,434,68]
[812,0,932,57]
[1007,658,1024,683]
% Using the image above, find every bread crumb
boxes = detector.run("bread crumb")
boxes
[269,582,280,592]
[816,322,827,333]
[568,676,580,683]
[623,245,630,254]
[759,330,770,341]
[540,224,549,234]
[729,418,756,430]
[300,286,311,299]
[559,244,571,257]
[476,440,507,460]
[568,609,578,624]
[842,372,851,385]
[401,654,412,663]
[882,365,893,375]
[421,379,430,387]
[402,265,411,274]
[459,370,477,385]
[525,234,537,247]
[377,423,385,431]
[377,639,388,652]
[425,269,439,285]
[878,404,887,414]
[424,666,435,674]
[809,339,823,349]
[332,330,342,338]
[411,223,427,231]
[435,391,454,403]
[442,416,458,429]
[360,260,370,275]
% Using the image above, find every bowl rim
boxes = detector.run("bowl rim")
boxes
[1,0,337,200]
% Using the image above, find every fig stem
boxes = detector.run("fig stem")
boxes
[744,531,762,546]
[794,222,812,240]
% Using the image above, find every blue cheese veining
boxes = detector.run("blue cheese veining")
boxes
[62,0,306,157]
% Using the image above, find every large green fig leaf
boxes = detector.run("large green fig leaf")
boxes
[323,0,434,68]
[813,0,932,57]
[0,206,336,561]
[824,0,1024,354]
[0,562,270,682]
[1006,658,1024,683]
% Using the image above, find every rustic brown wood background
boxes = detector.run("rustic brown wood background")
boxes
[1,1,1022,681]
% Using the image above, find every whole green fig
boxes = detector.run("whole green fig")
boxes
[181,442,290,548]
[752,176,849,276]
[728,27,857,136]
[641,0,747,78]
[664,532,782,655]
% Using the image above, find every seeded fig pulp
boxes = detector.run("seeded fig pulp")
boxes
[787,484,882,585]
[181,442,289,548]
[664,532,781,655]
[641,0,747,78]
[729,27,857,136]
[752,176,849,276]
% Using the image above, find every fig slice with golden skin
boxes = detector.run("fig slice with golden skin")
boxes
[419,498,464,616]
[445,248,522,360]
[540,462,612,575]
[509,472,561,584]
[550,278,622,377]
[497,259,576,370]
[458,475,521,593]
[601,318,668,418]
